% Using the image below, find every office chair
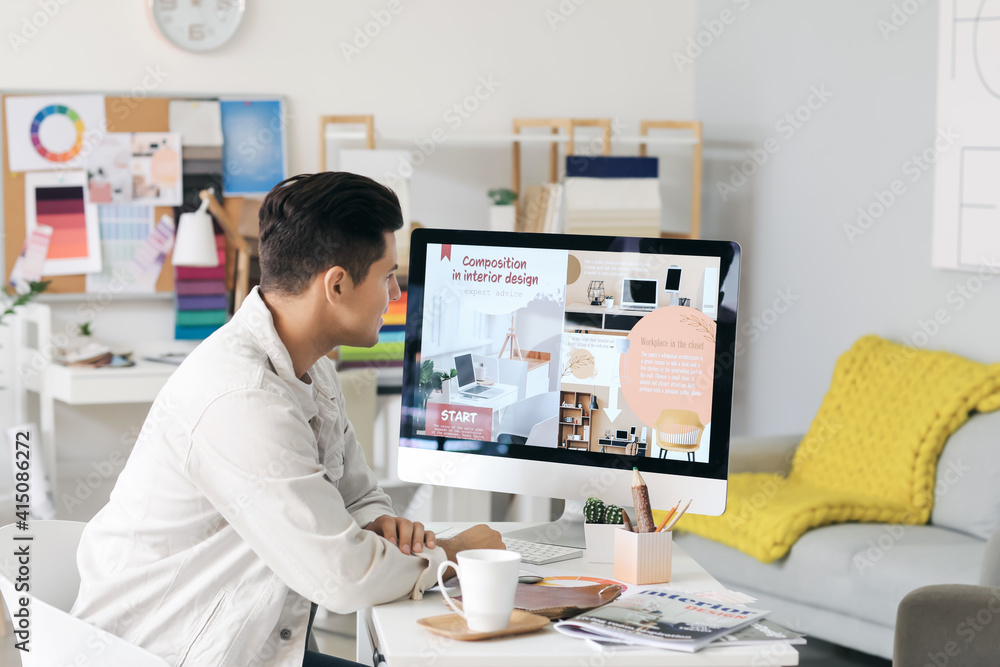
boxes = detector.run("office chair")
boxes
[0,521,169,666]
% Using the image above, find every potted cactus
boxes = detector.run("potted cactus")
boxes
[583,496,626,563]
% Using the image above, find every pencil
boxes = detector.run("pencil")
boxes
[664,499,692,532]
[655,500,681,533]
[621,508,635,532]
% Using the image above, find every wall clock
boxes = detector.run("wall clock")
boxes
[149,0,246,52]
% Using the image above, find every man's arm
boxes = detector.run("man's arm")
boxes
[184,388,443,613]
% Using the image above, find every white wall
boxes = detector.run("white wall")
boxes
[0,0,697,516]
[694,0,1000,436]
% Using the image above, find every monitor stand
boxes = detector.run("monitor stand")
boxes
[500,499,586,548]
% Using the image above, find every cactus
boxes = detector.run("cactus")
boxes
[604,504,624,524]
[584,497,606,524]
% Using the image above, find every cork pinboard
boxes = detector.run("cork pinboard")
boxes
[2,94,180,293]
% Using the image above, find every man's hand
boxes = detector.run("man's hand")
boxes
[436,524,505,563]
[364,515,434,556]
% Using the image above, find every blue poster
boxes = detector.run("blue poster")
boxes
[220,99,287,196]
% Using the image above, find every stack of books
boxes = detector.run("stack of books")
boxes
[517,183,563,234]
[563,156,661,237]
[339,290,407,371]
[175,233,228,340]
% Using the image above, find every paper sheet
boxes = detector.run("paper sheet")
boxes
[220,99,287,196]
[25,170,102,275]
[169,99,224,147]
[131,133,183,205]
[9,225,53,289]
[4,94,106,172]
[84,132,132,204]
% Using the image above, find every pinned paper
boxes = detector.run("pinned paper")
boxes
[25,170,102,275]
[131,133,183,205]
[86,205,155,293]
[9,225,53,289]
[4,94,106,172]
[169,99,223,147]
[84,132,132,204]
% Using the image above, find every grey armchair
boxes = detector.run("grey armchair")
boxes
[893,529,1000,666]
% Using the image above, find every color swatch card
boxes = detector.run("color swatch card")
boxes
[4,94,106,172]
[85,205,162,294]
[220,99,287,196]
[126,213,176,292]
[9,225,53,289]
[25,170,101,275]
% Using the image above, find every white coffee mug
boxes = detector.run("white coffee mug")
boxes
[436,549,521,632]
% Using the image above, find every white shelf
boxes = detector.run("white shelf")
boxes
[325,131,698,147]
[47,359,176,405]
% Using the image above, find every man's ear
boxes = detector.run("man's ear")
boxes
[322,265,350,305]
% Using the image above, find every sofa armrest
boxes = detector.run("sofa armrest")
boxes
[727,434,802,476]
[894,585,1000,666]
[983,529,1000,588]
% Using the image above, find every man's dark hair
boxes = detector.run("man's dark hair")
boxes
[257,172,404,296]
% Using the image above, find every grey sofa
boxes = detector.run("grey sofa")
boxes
[676,409,1000,661]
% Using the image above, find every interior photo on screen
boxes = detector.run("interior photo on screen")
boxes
[399,229,740,520]
[411,240,723,465]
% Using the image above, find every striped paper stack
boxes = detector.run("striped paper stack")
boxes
[339,291,406,371]
[175,233,228,340]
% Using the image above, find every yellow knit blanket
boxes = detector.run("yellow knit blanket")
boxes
[676,335,1000,563]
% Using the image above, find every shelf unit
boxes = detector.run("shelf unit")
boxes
[319,115,704,239]
[558,390,592,450]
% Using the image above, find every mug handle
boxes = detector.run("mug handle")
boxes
[436,560,465,619]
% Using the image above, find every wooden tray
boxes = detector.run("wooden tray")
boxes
[417,610,549,641]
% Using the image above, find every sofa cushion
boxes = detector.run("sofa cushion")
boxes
[932,410,1000,540]
[676,524,986,628]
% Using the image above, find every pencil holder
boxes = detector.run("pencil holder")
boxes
[613,529,672,585]
[584,524,625,563]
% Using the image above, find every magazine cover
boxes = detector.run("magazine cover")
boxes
[554,590,769,652]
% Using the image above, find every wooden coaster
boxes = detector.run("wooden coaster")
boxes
[417,610,549,641]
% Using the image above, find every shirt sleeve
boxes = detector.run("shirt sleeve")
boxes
[335,406,395,531]
[183,387,445,612]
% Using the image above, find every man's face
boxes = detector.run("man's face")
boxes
[338,231,401,348]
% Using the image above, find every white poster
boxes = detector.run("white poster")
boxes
[4,94,106,172]
[932,0,1000,271]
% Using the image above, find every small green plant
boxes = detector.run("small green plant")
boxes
[603,504,624,525]
[584,497,606,524]
[0,280,50,326]
[488,188,518,206]
[417,360,457,407]
[78,320,93,337]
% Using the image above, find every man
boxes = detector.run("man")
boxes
[72,172,503,666]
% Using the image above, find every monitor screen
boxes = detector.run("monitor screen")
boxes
[454,353,475,389]
[665,265,682,292]
[622,278,658,307]
[398,229,740,517]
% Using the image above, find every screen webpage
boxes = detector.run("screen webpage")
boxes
[412,242,722,465]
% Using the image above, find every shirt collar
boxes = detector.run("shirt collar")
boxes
[234,286,319,421]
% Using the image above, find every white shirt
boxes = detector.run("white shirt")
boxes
[71,287,445,666]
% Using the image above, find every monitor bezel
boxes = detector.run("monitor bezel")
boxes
[397,228,740,514]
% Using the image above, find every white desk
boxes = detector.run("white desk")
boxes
[358,523,798,666]
[13,303,189,498]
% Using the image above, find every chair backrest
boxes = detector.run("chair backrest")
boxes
[0,521,169,666]
[497,358,528,400]
[498,391,559,438]
[525,416,559,448]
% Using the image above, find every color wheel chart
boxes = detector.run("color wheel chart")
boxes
[31,104,85,163]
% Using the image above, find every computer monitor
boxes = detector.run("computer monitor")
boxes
[398,228,740,546]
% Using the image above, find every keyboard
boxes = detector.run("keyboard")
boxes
[460,385,501,399]
[620,304,656,312]
[503,538,584,566]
